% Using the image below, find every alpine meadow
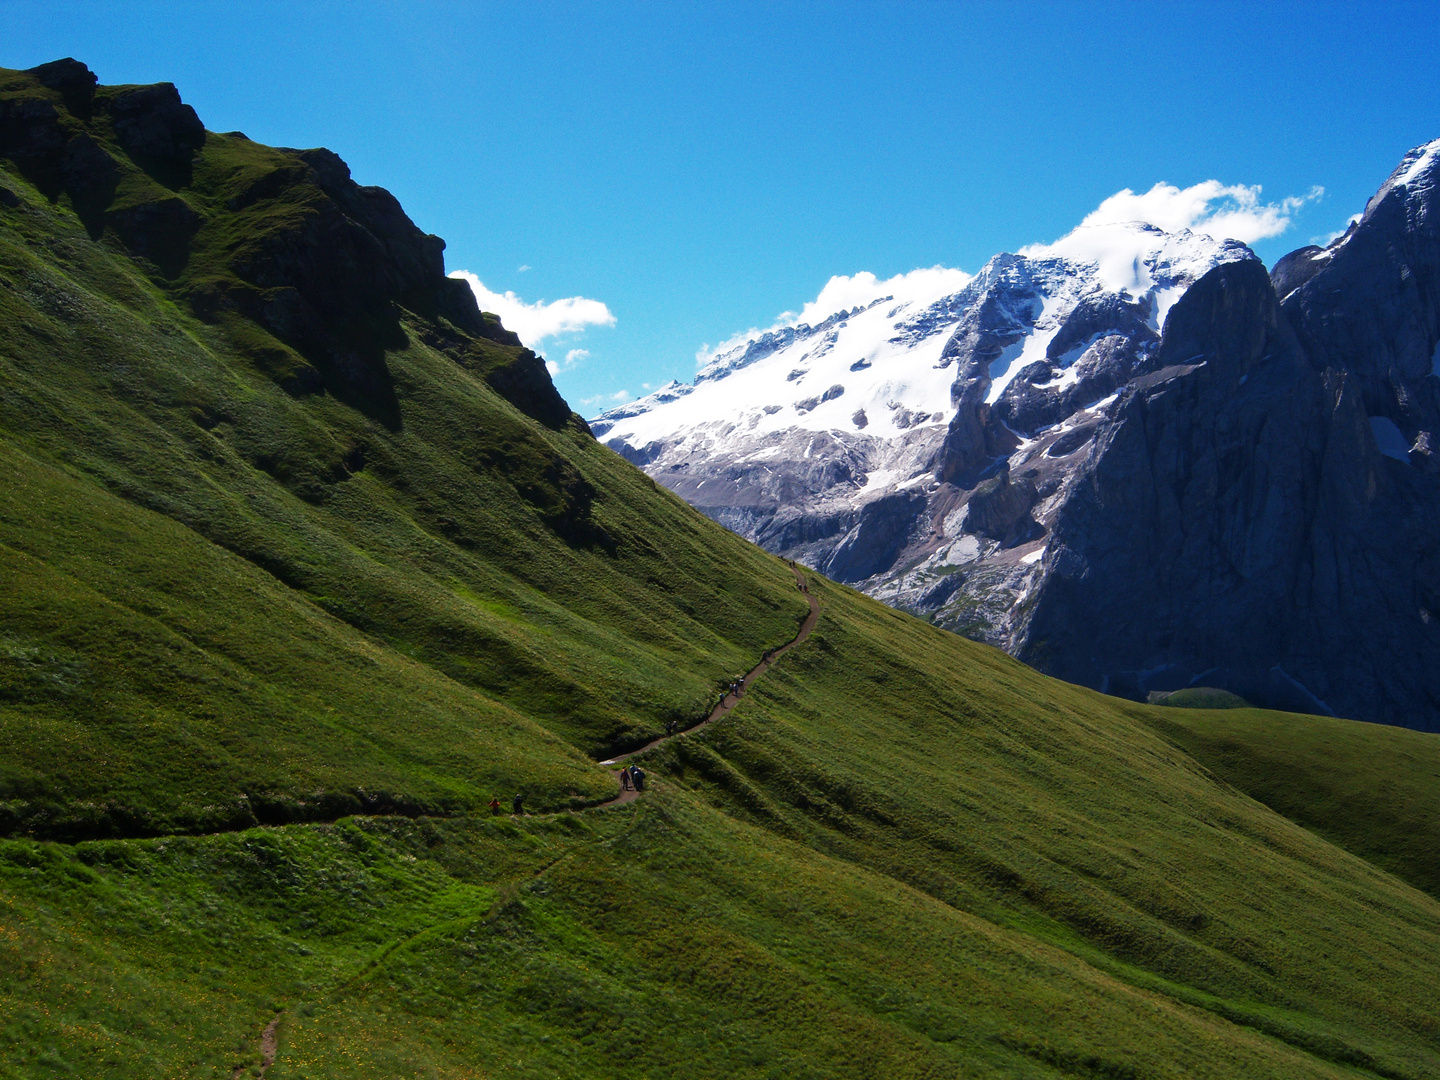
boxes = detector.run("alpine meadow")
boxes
[1,57,1439,1080]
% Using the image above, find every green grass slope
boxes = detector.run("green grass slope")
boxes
[1149,687,1251,709]
[1144,706,1440,901]
[0,62,808,836]
[2,61,1440,1078]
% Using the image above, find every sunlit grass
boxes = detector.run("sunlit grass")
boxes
[2,63,1440,1078]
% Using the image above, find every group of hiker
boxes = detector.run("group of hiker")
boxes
[487,762,647,816]
[786,559,809,593]
[479,564,815,822]
[488,792,525,816]
[716,676,745,711]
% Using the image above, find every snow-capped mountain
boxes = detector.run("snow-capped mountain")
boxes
[592,222,1253,647]
[595,140,1440,731]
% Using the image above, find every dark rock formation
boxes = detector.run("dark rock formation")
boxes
[824,490,928,582]
[106,82,205,165]
[25,57,97,116]
[965,465,1040,547]
[933,259,1034,482]
[1017,145,1440,729]
[480,347,574,430]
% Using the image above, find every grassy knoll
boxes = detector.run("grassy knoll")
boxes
[2,62,1440,1077]
[1149,687,1251,709]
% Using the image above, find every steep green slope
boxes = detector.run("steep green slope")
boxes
[0,61,807,836]
[2,60,1440,1079]
[1143,707,1440,901]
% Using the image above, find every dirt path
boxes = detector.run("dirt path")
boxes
[231,565,819,1073]
[595,565,819,801]
[231,1015,280,1079]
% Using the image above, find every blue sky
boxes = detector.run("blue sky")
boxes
[6,1,1439,411]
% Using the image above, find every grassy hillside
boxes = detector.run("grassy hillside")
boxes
[1143,706,1440,901]
[2,61,1440,1078]
[0,61,809,838]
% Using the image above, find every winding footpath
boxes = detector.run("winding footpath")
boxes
[595,564,820,805]
[231,566,818,1075]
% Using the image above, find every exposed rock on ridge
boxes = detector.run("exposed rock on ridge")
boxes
[0,59,575,433]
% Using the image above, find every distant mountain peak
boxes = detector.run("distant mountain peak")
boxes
[1366,136,1440,219]
[594,140,1440,730]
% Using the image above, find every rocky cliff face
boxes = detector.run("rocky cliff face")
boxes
[598,142,1440,730]
[1017,141,1440,728]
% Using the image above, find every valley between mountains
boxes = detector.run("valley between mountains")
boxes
[2,59,1440,1079]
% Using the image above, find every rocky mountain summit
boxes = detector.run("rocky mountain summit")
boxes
[596,142,1440,730]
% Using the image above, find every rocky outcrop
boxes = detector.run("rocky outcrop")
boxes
[824,490,928,582]
[0,58,580,435]
[964,465,1040,547]
[0,65,118,234]
[106,82,205,164]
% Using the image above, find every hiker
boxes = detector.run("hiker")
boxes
[630,765,646,792]
[619,768,631,792]
[488,796,501,816]
[512,792,524,815]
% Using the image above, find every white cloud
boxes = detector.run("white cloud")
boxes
[543,349,591,380]
[1016,180,1322,297]
[1090,181,1318,241]
[1024,181,1322,258]
[696,264,973,369]
[581,389,631,408]
[687,177,1322,374]
[792,266,973,327]
[517,264,531,272]
[449,271,615,348]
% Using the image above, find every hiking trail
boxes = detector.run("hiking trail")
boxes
[231,564,818,1074]
[231,1015,280,1080]
[595,564,819,804]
